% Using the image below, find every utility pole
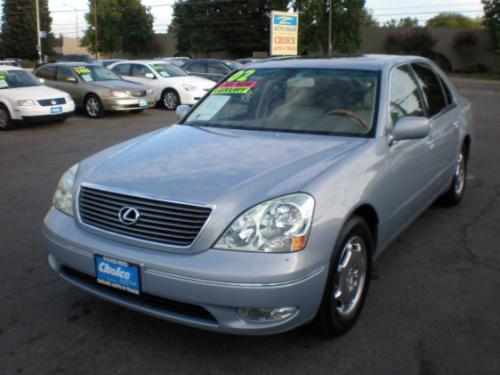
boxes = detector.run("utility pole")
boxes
[93,0,99,59]
[328,0,332,57]
[35,0,43,63]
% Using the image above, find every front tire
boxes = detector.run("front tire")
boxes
[315,216,372,337]
[84,94,104,118]
[0,105,14,130]
[439,145,468,206]
[161,89,180,110]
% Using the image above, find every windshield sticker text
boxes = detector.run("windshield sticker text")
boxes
[226,69,255,82]
[213,81,256,95]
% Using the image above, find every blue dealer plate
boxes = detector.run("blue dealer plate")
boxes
[95,255,140,295]
[50,106,63,114]
[139,99,148,107]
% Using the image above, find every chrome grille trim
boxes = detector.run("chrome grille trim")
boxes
[127,90,147,98]
[77,184,212,248]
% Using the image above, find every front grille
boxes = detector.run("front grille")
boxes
[60,266,216,322]
[38,97,66,106]
[78,186,211,246]
[127,90,147,97]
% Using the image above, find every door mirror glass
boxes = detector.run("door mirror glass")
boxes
[145,72,155,79]
[176,104,191,121]
[38,78,45,84]
[391,117,430,142]
[66,76,78,83]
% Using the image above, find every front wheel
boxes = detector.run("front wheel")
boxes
[0,105,14,130]
[315,216,372,337]
[84,94,104,118]
[439,145,468,206]
[161,89,180,110]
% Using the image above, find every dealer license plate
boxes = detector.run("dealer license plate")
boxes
[95,255,140,295]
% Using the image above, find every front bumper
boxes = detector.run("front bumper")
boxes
[179,89,210,105]
[43,208,328,335]
[101,96,156,112]
[12,101,75,120]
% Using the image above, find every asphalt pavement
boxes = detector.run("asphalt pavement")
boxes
[0,79,499,375]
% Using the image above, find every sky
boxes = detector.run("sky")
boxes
[1,0,486,38]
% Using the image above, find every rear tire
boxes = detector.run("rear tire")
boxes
[439,145,468,206]
[0,105,14,130]
[84,94,104,118]
[315,216,372,337]
[161,89,180,110]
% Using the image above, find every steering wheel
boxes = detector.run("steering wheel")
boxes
[325,109,369,129]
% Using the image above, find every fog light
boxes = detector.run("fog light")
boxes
[238,306,297,323]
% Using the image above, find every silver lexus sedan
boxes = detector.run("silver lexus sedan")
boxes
[42,55,473,336]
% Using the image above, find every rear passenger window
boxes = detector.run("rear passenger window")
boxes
[412,64,447,117]
[187,62,206,73]
[389,66,425,125]
[57,67,76,81]
[36,66,56,80]
[112,64,131,76]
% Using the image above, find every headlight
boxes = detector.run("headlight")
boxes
[214,194,315,253]
[53,163,79,216]
[182,84,198,92]
[65,95,74,103]
[108,90,128,98]
[16,99,36,106]
[146,89,153,95]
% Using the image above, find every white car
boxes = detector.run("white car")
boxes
[109,60,215,110]
[0,66,75,130]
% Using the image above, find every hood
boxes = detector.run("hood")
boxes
[80,125,366,206]
[86,80,144,91]
[165,76,215,90]
[2,85,68,100]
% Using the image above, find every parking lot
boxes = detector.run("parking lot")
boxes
[1,78,499,374]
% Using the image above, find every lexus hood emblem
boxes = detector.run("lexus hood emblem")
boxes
[118,206,140,225]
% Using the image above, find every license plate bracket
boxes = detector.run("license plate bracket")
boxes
[51,106,63,114]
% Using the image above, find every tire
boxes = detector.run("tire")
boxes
[161,89,180,110]
[0,105,14,130]
[84,94,104,118]
[315,216,372,337]
[438,144,468,206]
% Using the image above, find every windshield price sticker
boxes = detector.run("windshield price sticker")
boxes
[226,69,256,82]
[0,80,8,88]
[73,66,91,75]
[213,81,256,95]
[151,65,169,77]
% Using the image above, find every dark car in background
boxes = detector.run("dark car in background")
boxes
[181,59,242,82]
[57,54,95,63]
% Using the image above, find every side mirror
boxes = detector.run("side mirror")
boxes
[66,76,78,84]
[391,116,430,143]
[145,73,155,79]
[38,78,45,84]
[176,104,191,121]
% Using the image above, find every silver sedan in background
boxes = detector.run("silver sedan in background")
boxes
[43,55,473,336]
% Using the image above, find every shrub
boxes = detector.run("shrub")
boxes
[452,30,478,53]
[384,28,437,57]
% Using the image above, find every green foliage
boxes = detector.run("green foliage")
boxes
[362,8,378,27]
[170,0,289,55]
[385,28,437,57]
[81,0,154,55]
[0,0,55,59]
[483,0,500,53]
[384,17,419,28]
[292,0,367,55]
[426,12,482,28]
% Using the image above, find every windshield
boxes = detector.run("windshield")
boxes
[72,65,121,82]
[224,60,243,70]
[0,70,40,89]
[185,68,379,136]
[149,63,187,77]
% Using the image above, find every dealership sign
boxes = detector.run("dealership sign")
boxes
[270,11,299,56]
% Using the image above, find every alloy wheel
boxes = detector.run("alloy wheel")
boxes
[163,92,178,110]
[0,108,8,129]
[454,151,466,195]
[86,97,101,117]
[333,236,368,319]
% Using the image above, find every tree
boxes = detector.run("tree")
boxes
[426,12,482,28]
[293,0,368,55]
[170,0,289,55]
[81,0,154,56]
[0,0,55,59]
[384,17,419,28]
[362,8,378,26]
[483,0,500,53]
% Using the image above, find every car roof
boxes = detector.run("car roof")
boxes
[41,62,91,67]
[245,54,428,71]
[0,65,23,71]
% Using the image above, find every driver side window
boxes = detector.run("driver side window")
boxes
[389,66,425,126]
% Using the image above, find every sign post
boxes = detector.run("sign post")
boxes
[270,11,299,57]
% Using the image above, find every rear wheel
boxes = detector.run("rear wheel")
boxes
[0,105,14,130]
[84,94,104,118]
[439,145,468,206]
[161,89,180,110]
[315,216,372,337]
